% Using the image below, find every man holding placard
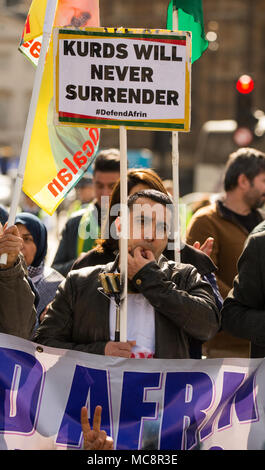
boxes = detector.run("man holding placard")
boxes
[33,189,220,359]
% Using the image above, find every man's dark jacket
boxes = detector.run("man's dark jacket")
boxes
[33,256,220,359]
[51,209,86,277]
[52,202,100,277]
[222,230,265,357]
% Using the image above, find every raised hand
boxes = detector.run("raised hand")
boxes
[193,237,214,257]
[128,246,155,279]
[81,405,113,450]
[0,223,23,269]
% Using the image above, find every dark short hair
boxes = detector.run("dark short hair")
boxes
[224,147,265,191]
[127,189,173,210]
[93,148,120,174]
[75,173,93,188]
[96,169,171,252]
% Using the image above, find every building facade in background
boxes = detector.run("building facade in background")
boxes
[0,0,33,162]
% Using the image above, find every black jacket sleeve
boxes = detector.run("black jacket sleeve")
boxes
[130,261,221,342]
[221,234,265,346]
[51,214,82,277]
[0,256,36,339]
[32,270,108,355]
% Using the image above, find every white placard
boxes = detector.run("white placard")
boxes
[55,27,191,132]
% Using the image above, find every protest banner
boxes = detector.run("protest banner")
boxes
[54,26,191,330]
[54,27,191,132]
[0,332,264,451]
[0,0,100,264]
[167,0,208,64]
[167,1,208,262]
[18,0,100,216]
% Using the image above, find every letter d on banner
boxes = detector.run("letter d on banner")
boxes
[0,348,44,434]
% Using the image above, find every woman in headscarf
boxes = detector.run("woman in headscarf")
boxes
[0,205,8,226]
[15,212,64,327]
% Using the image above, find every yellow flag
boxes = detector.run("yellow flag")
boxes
[19,0,100,215]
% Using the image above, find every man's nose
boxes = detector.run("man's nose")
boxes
[101,187,112,197]
[145,224,155,241]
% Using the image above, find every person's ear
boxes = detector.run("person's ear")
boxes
[114,216,121,236]
[238,173,251,190]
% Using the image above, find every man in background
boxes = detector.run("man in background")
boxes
[67,173,94,216]
[187,147,265,357]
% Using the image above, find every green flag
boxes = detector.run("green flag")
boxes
[167,0,208,63]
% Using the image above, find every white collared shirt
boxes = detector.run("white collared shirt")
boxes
[109,293,155,358]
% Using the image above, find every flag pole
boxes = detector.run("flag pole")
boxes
[0,0,58,265]
[119,125,128,342]
[172,7,181,263]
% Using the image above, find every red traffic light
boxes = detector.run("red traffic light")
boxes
[236,75,254,94]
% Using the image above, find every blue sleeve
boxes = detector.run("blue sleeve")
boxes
[203,272,223,311]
